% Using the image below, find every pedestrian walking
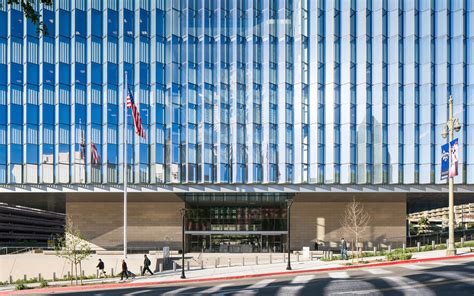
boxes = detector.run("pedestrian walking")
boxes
[142,254,153,276]
[341,237,348,260]
[96,259,107,278]
[120,259,129,280]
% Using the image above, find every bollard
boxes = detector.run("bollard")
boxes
[242,257,245,266]
[53,272,56,281]
[402,243,406,251]
[140,266,143,275]
[283,254,286,263]
[201,260,204,269]
[82,270,85,277]
[330,251,333,260]
[214,258,218,268]
[373,246,377,255]
[432,240,436,250]
[417,242,421,252]
[297,253,300,262]
[173,261,177,272]
[187,261,190,271]
[24,274,27,281]
[159,263,163,273]
[38,273,41,281]
[256,256,259,265]
[461,237,464,247]
[111,268,114,277]
[96,269,99,278]
[270,254,272,264]
[388,245,392,253]
[9,276,12,284]
[228,258,231,267]
[446,239,449,246]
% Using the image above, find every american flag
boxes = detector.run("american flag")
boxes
[91,143,100,165]
[126,87,146,139]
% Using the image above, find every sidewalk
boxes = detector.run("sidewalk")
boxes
[1,247,473,294]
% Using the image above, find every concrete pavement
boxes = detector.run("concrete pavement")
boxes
[1,247,473,294]
[9,256,474,295]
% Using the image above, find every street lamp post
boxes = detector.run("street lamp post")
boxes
[180,208,187,279]
[441,95,462,256]
[286,198,294,270]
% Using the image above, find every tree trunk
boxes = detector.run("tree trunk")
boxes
[351,239,354,264]
[70,262,73,285]
[79,261,83,285]
[75,261,78,285]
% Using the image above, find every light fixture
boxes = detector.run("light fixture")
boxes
[454,119,461,133]
[441,126,448,139]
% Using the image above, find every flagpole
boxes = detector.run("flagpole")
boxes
[123,72,128,258]
[80,118,84,183]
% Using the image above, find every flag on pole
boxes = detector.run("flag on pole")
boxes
[126,86,146,139]
[91,142,100,165]
[79,125,86,163]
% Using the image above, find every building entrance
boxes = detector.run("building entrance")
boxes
[181,193,293,253]
[188,233,285,253]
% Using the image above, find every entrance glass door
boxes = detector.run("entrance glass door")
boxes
[210,235,260,253]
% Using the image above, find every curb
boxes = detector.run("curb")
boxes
[4,253,474,295]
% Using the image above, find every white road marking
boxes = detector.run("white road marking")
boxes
[422,261,456,266]
[231,279,276,296]
[430,271,474,285]
[291,275,315,284]
[366,268,392,275]
[124,289,152,295]
[162,286,196,295]
[247,279,276,289]
[198,283,232,294]
[328,271,350,279]
[382,276,435,296]
[276,285,304,296]
[399,264,429,270]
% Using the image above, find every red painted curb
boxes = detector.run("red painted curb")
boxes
[4,253,474,295]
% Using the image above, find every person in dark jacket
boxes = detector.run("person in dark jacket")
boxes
[142,254,153,276]
[96,259,106,278]
[340,238,348,260]
[121,259,129,280]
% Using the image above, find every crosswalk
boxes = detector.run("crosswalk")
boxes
[122,262,469,296]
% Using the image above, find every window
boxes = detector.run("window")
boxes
[59,63,70,85]
[124,9,134,37]
[59,10,71,37]
[108,10,118,37]
[75,10,86,36]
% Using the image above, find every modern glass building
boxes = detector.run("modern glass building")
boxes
[0,0,473,252]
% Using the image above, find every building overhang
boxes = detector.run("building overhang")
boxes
[1,184,474,194]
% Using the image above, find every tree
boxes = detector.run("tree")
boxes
[6,0,53,35]
[340,198,371,263]
[417,216,430,235]
[54,216,92,285]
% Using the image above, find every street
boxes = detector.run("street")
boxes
[54,258,474,295]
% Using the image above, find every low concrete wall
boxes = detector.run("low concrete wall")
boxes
[0,253,152,282]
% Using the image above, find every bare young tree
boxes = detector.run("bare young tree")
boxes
[54,216,92,285]
[341,197,371,263]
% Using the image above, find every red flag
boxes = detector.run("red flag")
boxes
[126,87,146,139]
[91,142,100,165]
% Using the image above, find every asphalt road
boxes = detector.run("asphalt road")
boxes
[52,258,474,295]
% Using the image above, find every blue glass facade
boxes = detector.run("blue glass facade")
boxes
[0,0,473,186]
